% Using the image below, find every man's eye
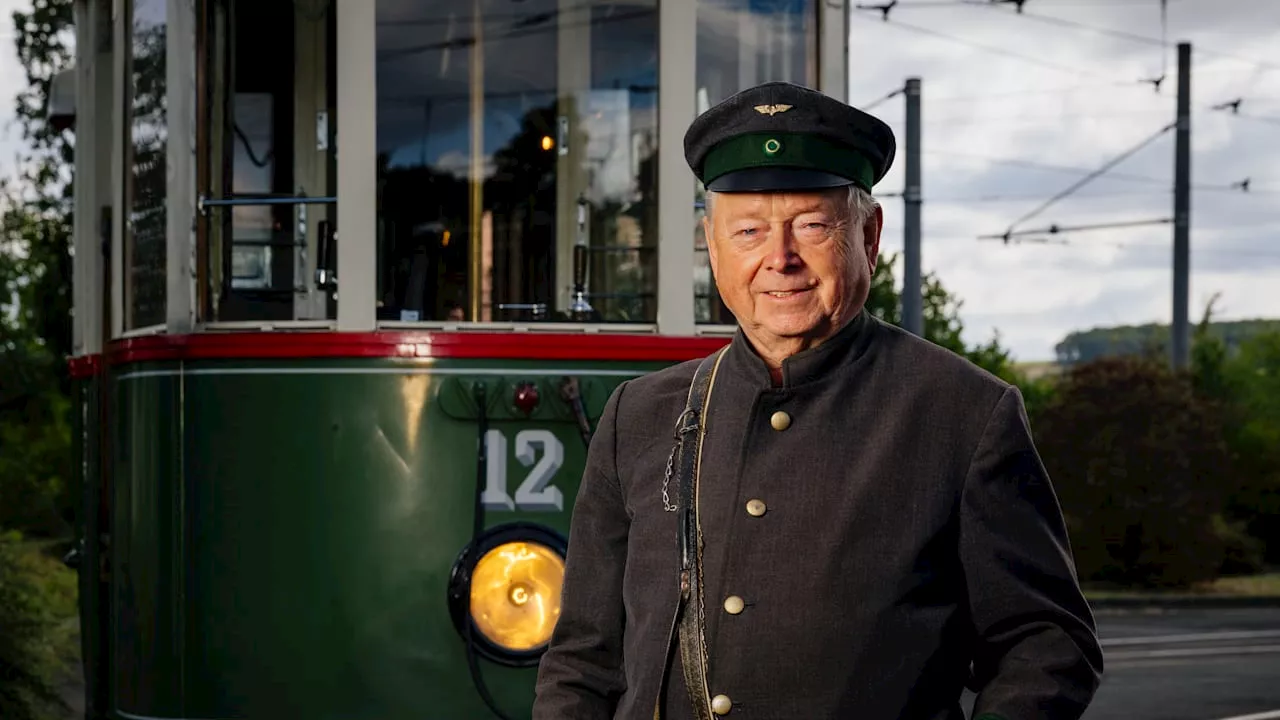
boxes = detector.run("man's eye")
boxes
[735,227,759,236]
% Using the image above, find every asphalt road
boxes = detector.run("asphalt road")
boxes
[964,607,1280,720]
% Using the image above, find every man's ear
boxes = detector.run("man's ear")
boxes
[864,204,883,272]
[702,214,716,268]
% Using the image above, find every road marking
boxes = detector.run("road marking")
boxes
[1105,643,1280,661]
[1103,629,1280,647]
[1211,710,1280,720]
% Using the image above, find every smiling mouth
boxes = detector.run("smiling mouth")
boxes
[765,289,810,298]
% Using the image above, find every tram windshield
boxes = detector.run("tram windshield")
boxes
[186,0,818,327]
[375,0,660,324]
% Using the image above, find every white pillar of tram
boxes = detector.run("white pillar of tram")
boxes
[555,0,592,318]
[293,0,334,323]
[166,0,197,334]
[655,0,697,337]
[110,0,127,339]
[819,0,849,104]
[335,0,378,332]
[71,0,114,355]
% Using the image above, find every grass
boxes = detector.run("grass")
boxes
[1083,572,1280,599]
[18,539,81,663]
[0,533,82,720]
[1196,572,1280,596]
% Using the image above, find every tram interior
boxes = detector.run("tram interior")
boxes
[375,0,661,325]
[179,0,813,328]
[196,0,337,323]
[193,0,662,325]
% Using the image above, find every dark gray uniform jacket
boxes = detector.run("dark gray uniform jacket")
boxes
[533,311,1103,720]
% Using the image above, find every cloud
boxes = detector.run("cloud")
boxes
[850,0,1280,360]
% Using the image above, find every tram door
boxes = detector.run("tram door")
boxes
[200,0,336,322]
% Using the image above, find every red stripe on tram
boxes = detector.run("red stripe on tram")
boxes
[96,331,731,365]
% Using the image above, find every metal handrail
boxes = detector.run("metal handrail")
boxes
[197,194,337,215]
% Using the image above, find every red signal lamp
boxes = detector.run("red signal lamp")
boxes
[513,382,540,416]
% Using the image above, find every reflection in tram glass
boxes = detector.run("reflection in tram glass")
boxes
[126,0,169,329]
[197,0,338,323]
[692,0,817,325]
[375,0,659,324]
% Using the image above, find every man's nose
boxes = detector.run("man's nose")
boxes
[762,225,801,271]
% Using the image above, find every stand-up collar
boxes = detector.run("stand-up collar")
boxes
[723,309,879,389]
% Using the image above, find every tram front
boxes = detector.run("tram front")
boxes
[62,0,850,717]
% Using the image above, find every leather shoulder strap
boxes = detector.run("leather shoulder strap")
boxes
[669,348,726,719]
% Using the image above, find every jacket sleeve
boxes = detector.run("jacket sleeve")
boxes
[533,381,631,719]
[960,385,1104,720]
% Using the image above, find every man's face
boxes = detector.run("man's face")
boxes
[703,187,882,356]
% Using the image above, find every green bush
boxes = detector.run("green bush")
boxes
[0,530,76,720]
[1192,328,1280,566]
[1222,333,1280,564]
[1033,356,1238,588]
[1214,514,1268,576]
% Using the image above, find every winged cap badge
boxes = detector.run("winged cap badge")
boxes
[754,104,792,116]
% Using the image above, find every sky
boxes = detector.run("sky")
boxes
[846,0,1280,360]
[1,0,1277,361]
[0,0,27,185]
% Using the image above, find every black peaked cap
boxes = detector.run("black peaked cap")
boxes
[684,81,896,193]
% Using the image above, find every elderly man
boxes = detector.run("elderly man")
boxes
[533,81,1103,720]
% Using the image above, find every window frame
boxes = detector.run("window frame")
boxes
[116,0,846,339]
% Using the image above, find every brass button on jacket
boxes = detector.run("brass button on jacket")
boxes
[746,499,766,517]
[711,694,733,715]
[770,410,791,431]
[723,595,745,614]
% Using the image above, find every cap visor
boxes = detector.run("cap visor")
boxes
[706,167,855,192]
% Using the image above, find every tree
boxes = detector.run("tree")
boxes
[6,0,75,370]
[1222,331,1280,564]
[866,250,1017,382]
[2,0,75,538]
[1189,296,1280,567]
[1,2,78,717]
[1033,356,1239,588]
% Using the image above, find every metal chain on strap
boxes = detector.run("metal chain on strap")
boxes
[662,408,700,512]
[662,448,677,512]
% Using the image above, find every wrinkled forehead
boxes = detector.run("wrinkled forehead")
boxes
[708,187,849,220]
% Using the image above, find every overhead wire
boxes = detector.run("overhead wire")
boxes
[993,121,1176,236]
[985,3,1280,75]
[859,87,906,111]
[850,0,1276,270]
[907,186,1280,204]
[984,235,1280,260]
[860,0,1279,75]
[923,83,1167,103]
[848,9,1121,80]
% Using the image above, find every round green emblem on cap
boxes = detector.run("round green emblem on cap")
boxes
[763,138,782,155]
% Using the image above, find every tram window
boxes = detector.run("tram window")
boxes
[125,0,169,330]
[198,0,337,322]
[693,0,817,325]
[228,94,276,291]
[375,0,659,324]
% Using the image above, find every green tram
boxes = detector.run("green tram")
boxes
[57,0,854,717]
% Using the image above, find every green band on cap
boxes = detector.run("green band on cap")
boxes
[702,132,876,190]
